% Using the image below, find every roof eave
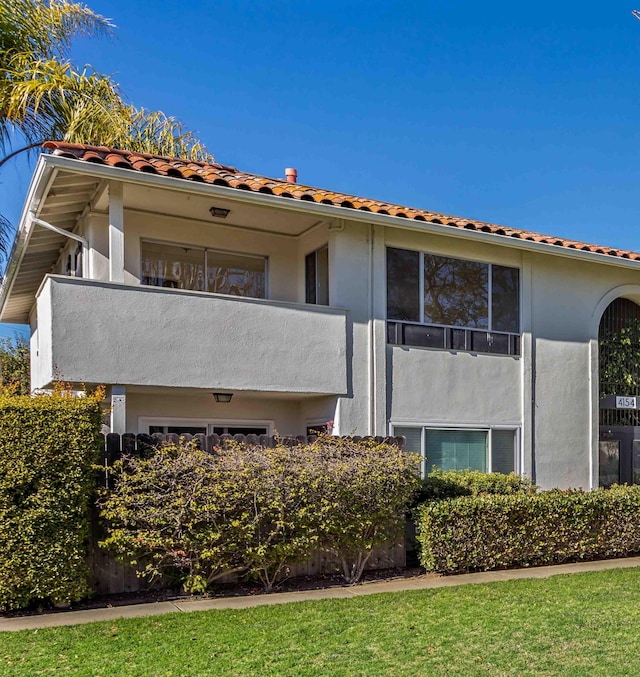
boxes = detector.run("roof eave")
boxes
[0,157,57,323]
[42,153,640,270]
[4,152,640,322]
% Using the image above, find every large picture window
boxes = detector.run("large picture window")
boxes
[141,240,266,299]
[393,425,518,476]
[387,247,520,355]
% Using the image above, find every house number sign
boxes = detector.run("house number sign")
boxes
[616,396,637,409]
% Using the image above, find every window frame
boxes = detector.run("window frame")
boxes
[140,238,269,299]
[386,246,521,334]
[390,423,521,477]
[138,416,275,436]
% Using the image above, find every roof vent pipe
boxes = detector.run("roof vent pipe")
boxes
[285,168,297,184]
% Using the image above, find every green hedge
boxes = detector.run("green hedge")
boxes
[416,486,640,574]
[416,468,535,503]
[0,390,103,609]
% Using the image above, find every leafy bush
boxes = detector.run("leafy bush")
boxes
[0,336,30,395]
[417,468,535,503]
[316,436,421,583]
[99,435,421,591]
[100,442,331,593]
[240,442,330,591]
[416,486,640,574]
[0,388,104,609]
[99,443,250,593]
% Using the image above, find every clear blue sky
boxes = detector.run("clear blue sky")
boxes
[3,0,640,337]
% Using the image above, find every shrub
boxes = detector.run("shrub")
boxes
[239,443,330,591]
[99,435,421,591]
[100,443,256,593]
[0,336,30,395]
[0,388,104,609]
[315,436,421,583]
[100,441,338,592]
[416,486,640,574]
[417,468,535,503]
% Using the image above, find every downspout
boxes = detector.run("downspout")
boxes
[368,223,376,435]
[29,215,88,247]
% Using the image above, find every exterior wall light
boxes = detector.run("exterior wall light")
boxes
[213,392,233,403]
[209,206,230,218]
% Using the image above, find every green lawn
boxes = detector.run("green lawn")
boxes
[3,567,640,676]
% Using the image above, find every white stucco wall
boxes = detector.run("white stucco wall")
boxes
[328,221,382,436]
[33,275,348,395]
[29,298,53,390]
[389,347,521,425]
[125,390,317,436]
[526,253,640,489]
[31,181,640,490]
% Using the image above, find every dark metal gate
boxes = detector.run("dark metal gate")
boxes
[599,298,640,486]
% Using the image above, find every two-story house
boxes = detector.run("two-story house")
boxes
[3,141,640,490]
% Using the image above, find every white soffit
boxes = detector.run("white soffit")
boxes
[0,168,100,323]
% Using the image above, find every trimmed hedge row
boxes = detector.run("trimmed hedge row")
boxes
[0,389,103,609]
[417,486,640,574]
[416,468,535,503]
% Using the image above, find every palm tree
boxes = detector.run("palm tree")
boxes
[0,0,212,167]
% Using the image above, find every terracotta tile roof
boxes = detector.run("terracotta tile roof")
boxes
[42,141,640,262]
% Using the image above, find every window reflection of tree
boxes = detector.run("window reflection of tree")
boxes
[491,266,519,333]
[386,248,419,321]
[165,256,204,291]
[207,266,264,298]
[424,255,488,328]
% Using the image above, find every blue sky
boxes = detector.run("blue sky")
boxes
[2,1,640,337]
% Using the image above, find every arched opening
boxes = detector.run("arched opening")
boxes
[598,297,640,487]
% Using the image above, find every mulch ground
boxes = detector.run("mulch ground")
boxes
[1,566,426,619]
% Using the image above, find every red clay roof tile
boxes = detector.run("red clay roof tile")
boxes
[41,141,639,261]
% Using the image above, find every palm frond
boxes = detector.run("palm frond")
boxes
[114,108,214,163]
[0,2,211,166]
[0,0,113,62]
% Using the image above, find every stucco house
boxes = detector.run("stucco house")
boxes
[1,141,640,490]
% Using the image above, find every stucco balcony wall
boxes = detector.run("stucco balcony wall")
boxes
[32,275,348,394]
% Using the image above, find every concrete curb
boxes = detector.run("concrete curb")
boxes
[3,556,640,632]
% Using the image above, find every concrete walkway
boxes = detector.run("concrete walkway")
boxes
[3,556,640,632]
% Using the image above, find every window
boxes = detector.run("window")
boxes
[140,417,273,436]
[305,245,329,305]
[386,247,520,355]
[426,429,488,472]
[387,247,419,321]
[392,425,518,476]
[66,243,83,278]
[423,255,488,329]
[149,424,268,436]
[141,240,266,298]
[209,425,268,436]
[306,422,331,436]
[149,425,207,435]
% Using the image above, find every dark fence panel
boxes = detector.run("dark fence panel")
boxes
[99,432,406,464]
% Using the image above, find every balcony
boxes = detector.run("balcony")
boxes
[32,275,348,395]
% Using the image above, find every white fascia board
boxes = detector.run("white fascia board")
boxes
[28,154,640,273]
[0,157,57,321]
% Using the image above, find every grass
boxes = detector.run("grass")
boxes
[3,567,640,676]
